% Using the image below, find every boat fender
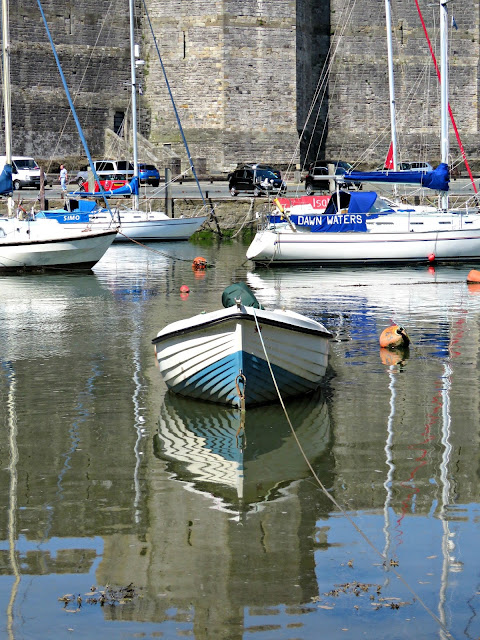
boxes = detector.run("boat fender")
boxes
[192,256,207,270]
[274,198,284,214]
[466,269,480,283]
[379,325,410,349]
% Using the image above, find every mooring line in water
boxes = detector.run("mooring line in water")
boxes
[251,307,456,640]
[115,231,206,263]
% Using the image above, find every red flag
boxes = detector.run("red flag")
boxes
[385,143,394,169]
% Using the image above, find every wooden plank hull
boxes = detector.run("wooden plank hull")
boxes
[153,306,331,407]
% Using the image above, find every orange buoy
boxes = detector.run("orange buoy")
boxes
[180,285,190,293]
[379,325,410,349]
[192,256,207,270]
[466,269,480,283]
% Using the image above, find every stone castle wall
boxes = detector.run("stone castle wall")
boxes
[325,0,480,168]
[3,1,479,173]
[7,0,131,162]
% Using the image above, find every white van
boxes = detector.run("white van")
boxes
[0,155,49,190]
[93,160,134,180]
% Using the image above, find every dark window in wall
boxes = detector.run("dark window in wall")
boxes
[114,111,125,135]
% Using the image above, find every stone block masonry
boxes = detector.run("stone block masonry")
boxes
[3,1,480,174]
[5,0,132,160]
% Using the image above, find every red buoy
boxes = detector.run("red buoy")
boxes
[428,253,436,263]
[180,285,190,293]
[379,325,410,349]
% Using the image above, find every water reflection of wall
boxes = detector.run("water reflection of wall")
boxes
[95,391,335,634]
[0,272,148,542]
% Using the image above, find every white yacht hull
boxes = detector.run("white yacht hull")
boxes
[88,210,207,242]
[0,218,117,270]
[247,216,480,264]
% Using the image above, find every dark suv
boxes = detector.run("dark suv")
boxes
[228,166,286,197]
[304,160,360,194]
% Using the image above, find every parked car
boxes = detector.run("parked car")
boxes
[75,165,89,186]
[138,163,160,187]
[304,160,361,194]
[93,175,129,192]
[376,161,434,172]
[75,172,128,194]
[228,167,286,196]
[236,163,282,179]
[90,160,134,182]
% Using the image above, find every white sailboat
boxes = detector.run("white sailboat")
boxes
[246,1,480,266]
[0,0,117,271]
[42,0,207,243]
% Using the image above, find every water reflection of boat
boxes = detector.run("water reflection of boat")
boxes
[153,389,331,511]
[247,266,479,351]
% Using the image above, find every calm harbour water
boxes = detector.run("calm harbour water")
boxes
[1,238,480,639]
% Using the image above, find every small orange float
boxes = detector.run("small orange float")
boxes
[379,325,410,349]
[466,269,480,283]
[192,256,207,270]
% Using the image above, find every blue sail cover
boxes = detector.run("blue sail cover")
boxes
[269,191,379,232]
[343,163,449,192]
[0,163,13,195]
[70,176,140,198]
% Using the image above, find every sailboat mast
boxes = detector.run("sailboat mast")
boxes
[129,0,139,210]
[385,0,398,171]
[1,0,14,216]
[440,0,449,210]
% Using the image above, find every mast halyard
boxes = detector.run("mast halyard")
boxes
[2,0,14,216]
[385,0,398,172]
[129,0,139,211]
[440,0,449,211]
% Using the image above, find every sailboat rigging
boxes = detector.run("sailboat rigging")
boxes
[246,0,480,266]
[40,0,208,243]
[0,0,117,271]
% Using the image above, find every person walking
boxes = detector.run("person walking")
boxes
[59,164,68,193]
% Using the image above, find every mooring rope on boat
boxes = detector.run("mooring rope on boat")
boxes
[250,306,456,640]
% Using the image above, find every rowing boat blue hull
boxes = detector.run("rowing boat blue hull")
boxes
[153,304,331,408]
[165,349,323,407]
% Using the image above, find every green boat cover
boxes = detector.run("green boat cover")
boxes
[221,282,264,309]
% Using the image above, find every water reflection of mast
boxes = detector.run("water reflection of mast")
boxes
[132,342,145,524]
[438,362,457,640]
[6,364,20,640]
[383,365,396,580]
